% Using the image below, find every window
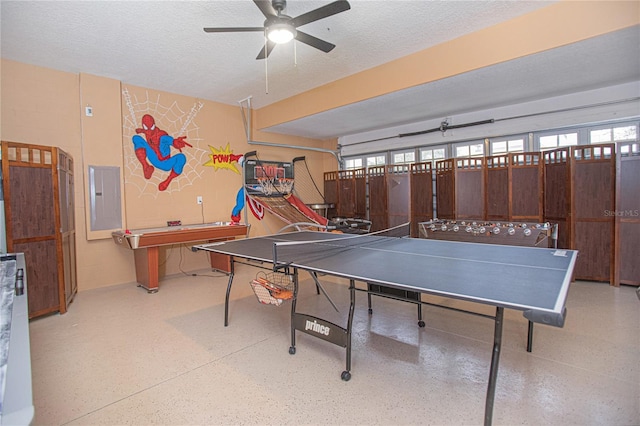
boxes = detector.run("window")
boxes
[619,143,639,155]
[342,154,385,170]
[454,141,484,158]
[614,126,637,141]
[366,154,386,167]
[343,158,362,170]
[537,132,578,150]
[456,145,469,157]
[491,141,507,154]
[419,146,446,165]
[590,124,638,144]
[490,138,524,154]
[392,149,415,164]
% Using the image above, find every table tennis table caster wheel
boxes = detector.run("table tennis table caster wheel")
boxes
[289,346,296,355]
[418,320,425,328]
[368,308,373,314]
[341,371,351,381]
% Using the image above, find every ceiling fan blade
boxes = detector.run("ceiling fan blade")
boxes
[253,0,277,18]
[256,40,277,60]
[291,0,350,28]
[295,31,335,53]
[204,27,264,33]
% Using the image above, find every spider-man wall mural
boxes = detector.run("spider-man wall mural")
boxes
[132,114,192,191]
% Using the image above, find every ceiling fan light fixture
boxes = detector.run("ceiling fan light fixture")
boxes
[204,0,350,59]
[267,23,295,44]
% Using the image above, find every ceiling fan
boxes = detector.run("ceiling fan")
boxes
[204,0,351,60]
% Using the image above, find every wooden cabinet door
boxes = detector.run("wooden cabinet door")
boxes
[2,141,77,318]
[58,150,78,307]
[7,164,60,317]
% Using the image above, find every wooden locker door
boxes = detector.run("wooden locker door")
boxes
[485,155,509,221]
[409,162,433,238]
[354,168,367,219]
[59,150,78,307]
[570,144,616,283]
[367,166,388,232]
[543,148,571,249]
[2,141,70,318]
[435,159,455,219]
[323,171,338,219]
[337,170,356,218]
[509,152,544,222]
[455,158,485,220]
[614,142,640,286]
[387,165,409,229]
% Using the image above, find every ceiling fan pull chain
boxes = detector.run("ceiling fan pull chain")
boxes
[265,55,269,94]
[264,31,269,94]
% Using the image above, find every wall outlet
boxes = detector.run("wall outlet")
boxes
[197,196,203,205]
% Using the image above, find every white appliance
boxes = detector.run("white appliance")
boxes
[0,253,34,425]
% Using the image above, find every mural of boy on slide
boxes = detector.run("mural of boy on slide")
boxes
[132,114,192,191]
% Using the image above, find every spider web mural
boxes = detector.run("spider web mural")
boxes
[122,87,209,198]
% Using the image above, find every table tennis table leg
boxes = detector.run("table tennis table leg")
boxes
[527,320,534,352]
[342,279,357,381]
[223,257,235,327]
[417,303,424,327]
[485,306,504,426]
[289,269,299,355]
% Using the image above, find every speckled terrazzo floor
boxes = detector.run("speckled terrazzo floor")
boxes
[27,264,639,425]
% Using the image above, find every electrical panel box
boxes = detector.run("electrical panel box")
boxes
[89,166,122,231]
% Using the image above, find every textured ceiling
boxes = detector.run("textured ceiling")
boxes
[269,26,640,139]
[2,1,639,140]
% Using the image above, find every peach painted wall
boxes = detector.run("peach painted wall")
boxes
[1,59,334,292]
[80,73,125,240]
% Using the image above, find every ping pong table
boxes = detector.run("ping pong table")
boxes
[193,227,577,425]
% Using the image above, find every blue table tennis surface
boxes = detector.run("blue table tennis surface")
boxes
[198,231,577,320]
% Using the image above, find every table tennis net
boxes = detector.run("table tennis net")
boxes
[272,222,410,269]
